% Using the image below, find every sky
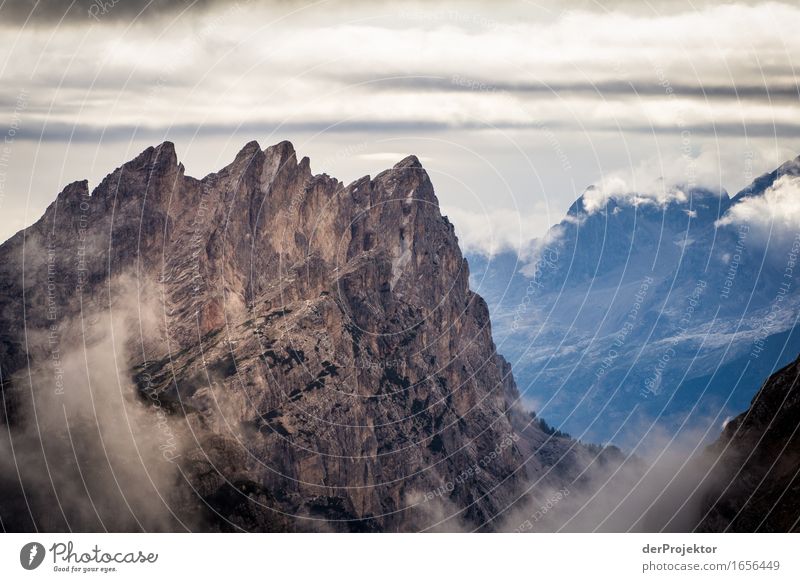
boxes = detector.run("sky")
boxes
[1,0,798,254]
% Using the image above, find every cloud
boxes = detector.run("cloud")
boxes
[443,206,548,257]
[717,175,800,236]
[0,274,192,531]
[2,0,799,249]
[0,0,225,25]
[5,0,791,27]
[498,425,723,532]
[2,1,800,143]
[581,149,728,214]
[518,221,575,277]
[359,76,800,102]
[13,119,800,144]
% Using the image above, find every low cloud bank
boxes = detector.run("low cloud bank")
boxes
[0,276,191,532]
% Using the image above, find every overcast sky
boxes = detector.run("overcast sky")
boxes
[1,0,798,253]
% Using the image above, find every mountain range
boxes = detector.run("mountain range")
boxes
[468,155,800,448]
[0,140,797,532]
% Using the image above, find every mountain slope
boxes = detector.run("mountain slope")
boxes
[698,354,800,532]
[469,157,800,446]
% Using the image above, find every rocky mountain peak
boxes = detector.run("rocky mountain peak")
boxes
[50,179,90,214]
[0,139,590,532]
[123,139,179,177]
[393,154,423,169]
[87,139,182,207]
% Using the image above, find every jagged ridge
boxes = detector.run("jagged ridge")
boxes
[0,140,590,532]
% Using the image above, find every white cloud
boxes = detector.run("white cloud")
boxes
[518,223,573,277]
[581,148,728,213]
[2,1,800,139]
[717,175,800,235]
[443,206,547,257]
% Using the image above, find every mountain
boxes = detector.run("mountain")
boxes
[698,354,800,532]
[468,156,800,447]
[0,140,606,532]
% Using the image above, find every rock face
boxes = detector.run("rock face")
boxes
[698,355,800,532]
[0,140,586,532]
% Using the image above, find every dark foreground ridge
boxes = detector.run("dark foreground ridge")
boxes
[698,355,800,532]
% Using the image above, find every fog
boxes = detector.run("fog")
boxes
[0,276,192,532]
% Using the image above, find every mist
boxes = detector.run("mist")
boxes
[0,275,193,532]
[499,427,726,532]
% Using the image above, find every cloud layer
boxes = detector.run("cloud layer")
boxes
[717,174,800,237]
[1,0,799,254]
[1,1,799,139]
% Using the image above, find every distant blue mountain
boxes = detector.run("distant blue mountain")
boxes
[467,156,800,446]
